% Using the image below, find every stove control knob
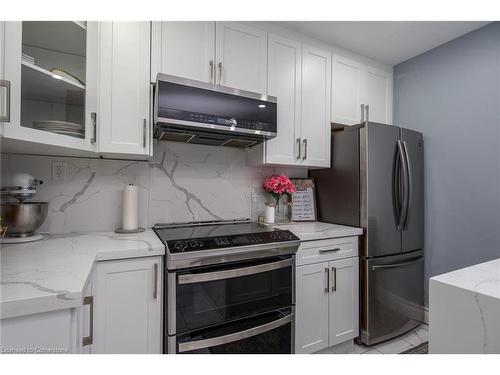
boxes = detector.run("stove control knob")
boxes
[189,240,204,248]
[270,232,281,240]
[173,241,189,251]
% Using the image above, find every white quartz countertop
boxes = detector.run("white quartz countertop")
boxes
[431,258,500,300]
[270,221,363,241]
[0,230,164,320]
[429,258,500,353]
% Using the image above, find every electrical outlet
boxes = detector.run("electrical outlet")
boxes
[52,161,66,182]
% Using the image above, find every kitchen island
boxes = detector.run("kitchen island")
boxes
[429,258,500,353]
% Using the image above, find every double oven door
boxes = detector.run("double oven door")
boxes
[166,255,295,354]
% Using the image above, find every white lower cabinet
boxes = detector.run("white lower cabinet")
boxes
[295,263,330,353]
[295,238,359,354]
[328,257,359,346]
[92,256,162,354]
[0,280,93,354]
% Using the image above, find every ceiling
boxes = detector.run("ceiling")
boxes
[274,21,490,65]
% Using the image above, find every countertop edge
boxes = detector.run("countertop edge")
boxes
[1,231,165,320]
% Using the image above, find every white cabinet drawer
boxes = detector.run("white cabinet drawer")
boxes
[296,236,358,266]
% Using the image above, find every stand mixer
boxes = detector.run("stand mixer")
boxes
[1,173,48,243]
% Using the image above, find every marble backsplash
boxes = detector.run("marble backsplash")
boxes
[0,142,307,234]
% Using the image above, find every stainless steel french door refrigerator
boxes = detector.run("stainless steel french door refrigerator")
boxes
[310,122,424,346]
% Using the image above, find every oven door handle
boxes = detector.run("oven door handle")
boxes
[177,258,293,284]
[178,312,293,353]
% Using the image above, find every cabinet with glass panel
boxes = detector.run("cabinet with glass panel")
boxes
[1,21,98,155]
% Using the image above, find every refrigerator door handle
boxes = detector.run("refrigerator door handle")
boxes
[392,143,402,230]
[397,140,410,231]
[370,256,423,271]
[402,141,412,230]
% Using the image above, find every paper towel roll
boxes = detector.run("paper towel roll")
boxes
[122,184,139,230]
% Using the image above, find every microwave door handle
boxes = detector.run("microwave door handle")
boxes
[178,313,293,353]
[177,258,293,284]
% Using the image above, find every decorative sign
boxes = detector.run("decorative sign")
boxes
[291,178,317,222]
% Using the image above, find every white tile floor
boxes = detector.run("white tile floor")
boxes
[316,324,429,354]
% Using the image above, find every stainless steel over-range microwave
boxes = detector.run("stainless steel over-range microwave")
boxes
[153,74,277,148]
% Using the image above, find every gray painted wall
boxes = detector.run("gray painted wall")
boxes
[393,22,500,305]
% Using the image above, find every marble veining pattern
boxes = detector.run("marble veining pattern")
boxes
[429,258,500,353]
[0,230,164,319]
[1,155,149,234]
[270,222,363,241]
[1,142,307,234]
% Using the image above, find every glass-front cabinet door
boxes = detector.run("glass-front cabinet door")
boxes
[1,21,98,153]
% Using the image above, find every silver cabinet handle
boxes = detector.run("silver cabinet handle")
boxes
[319,247,341,254]
[209,60,214,84]
[90,112,97,144]
[365,104,369,124]
[325,267,330,293]
[331,267,337,292]
[0,80,11,122]
[178,312,293,353]
[143,118,147,148]
[296,138,301,160]
[82,296,94,346]
[153,263,158,299]
[178,258,293,285]
[360,104,365,123]
[302,139,307,160]
[217,62,223,85]
[371,256,422,271]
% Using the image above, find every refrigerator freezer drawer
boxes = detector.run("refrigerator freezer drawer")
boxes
[360,251,424,346]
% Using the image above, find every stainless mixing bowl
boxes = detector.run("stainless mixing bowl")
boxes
[0,202,48,237]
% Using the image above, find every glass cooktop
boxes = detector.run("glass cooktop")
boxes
[153,219,299,254]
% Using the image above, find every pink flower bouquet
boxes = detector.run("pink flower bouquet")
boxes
[263,175,296,206]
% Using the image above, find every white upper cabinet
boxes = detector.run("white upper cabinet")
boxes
[1,21,99,155]
[300,45,331,168]
[152,21,267,94]
[250,38,332,169]
[151,22,215,83]
[215,22,268,93]
[364,65,393,124]
[264,34,302,165]
[331,55,363,125]
[93,256,162,354]
[331,53,393,126]
[98,22,151,157]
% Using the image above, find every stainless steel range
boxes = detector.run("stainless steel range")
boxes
[153,219,300,354]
